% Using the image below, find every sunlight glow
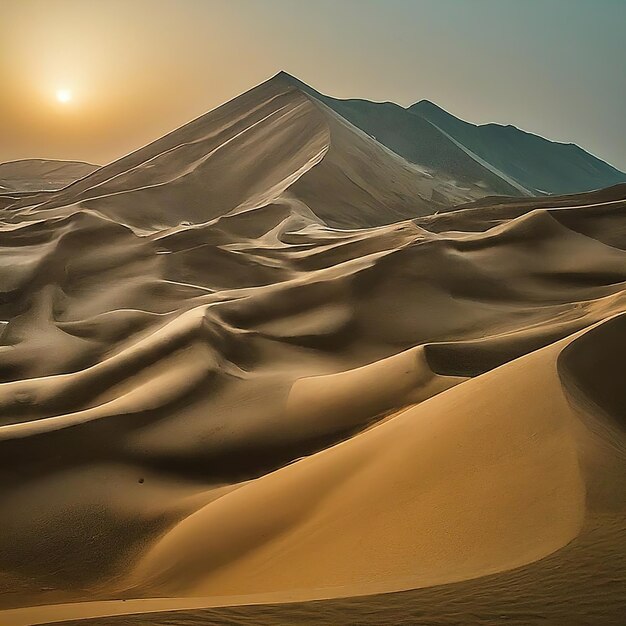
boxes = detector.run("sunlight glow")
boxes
[56,88,72,103]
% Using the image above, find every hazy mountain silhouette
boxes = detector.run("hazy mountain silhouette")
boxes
[411,99,626,194]
[278,72,625,197]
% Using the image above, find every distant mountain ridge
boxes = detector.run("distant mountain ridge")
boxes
[410,99,626,195]
[279,71,626,197]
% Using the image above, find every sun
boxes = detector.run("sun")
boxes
[56,88,72,103]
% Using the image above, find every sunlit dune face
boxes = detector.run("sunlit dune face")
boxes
[56,88,72,104]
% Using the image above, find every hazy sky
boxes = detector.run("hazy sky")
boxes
[1,0,625,169]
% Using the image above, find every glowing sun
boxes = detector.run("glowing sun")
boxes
[56,88,72,103]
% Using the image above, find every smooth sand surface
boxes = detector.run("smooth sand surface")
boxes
[0,74,625,625]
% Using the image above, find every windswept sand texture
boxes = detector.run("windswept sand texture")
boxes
[0,74,625,625]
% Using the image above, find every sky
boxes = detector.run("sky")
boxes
[1,0,625,169]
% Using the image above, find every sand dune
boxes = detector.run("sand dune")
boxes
[0,159,99,193]
[0,74,625,625]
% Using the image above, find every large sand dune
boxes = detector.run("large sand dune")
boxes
[1,74,625,625]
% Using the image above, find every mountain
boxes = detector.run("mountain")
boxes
[0,159,99,193]
[3,74,493,230]
[281,72,626,197]
[5,73,623,217]
[410,99,626,195]
[7,73,622,228]
[285,72,530,197]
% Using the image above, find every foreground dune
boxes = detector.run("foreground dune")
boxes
[0,74,625,625]
[2,313,625,625]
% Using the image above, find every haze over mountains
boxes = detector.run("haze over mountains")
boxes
[0,72,625,626]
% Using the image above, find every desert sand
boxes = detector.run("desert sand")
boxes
[0,160,99,194]
[0,73,625,625]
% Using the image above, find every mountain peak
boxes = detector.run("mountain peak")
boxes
[270,70,306,86]
[413,99,436,107]
[266,71,321,99]
[273,70,297,80]
[409,99,449,115]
